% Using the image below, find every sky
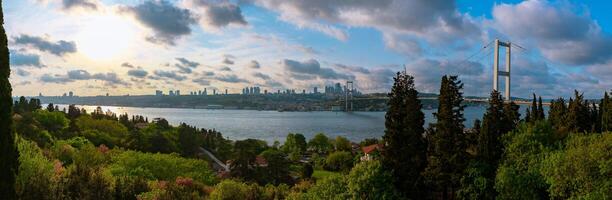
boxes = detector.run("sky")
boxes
[4,0,611,98]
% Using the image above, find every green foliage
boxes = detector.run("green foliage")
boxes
[15,112,54,147]
[15,138,54,200]
[260,149,292,185]
[602,92,612,132]
[308,133,332,154]
[495,121,555,200]
[303,175,349,200]
[114,176,150,200]
[457,161,496,200]
[109,150,216,185]
[333,136,351,152]
[347,161,399,200]
[32,110,69,134]
[324,151,353,172]
[209,179,260,200]
[301,163,314,179]
[282,133,307,155]
[231,139,269,180]
[76,115,128,147]
[540,132,612,199]
[424,75,468,197]
[139,177,208,200]
[382,71,427,198]
[0,1,18,196]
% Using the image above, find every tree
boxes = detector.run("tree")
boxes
[537,96,545,120]
[178,123,198,157]
[324,151,353,172]
[347,161,399,200]
[260,149,291,185]
[478,90,506,165]
[303,175,349,200]
[46,103,55,112]
[601,92,611,132]
[301,163,314,179]
[548,98,568,134]
[308,133,332,154]
[333,136,351,152]
[423,75,468,199]
[0,0,19,198]
[209,180,260,200]
[231,139,263,180]
[567,90,590,132]
[282,133,307,161]
[381,71,427,199]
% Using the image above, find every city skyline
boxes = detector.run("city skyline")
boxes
[5,0,612,98]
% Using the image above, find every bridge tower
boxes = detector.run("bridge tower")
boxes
[345,81,354,112]
[493,39,512,101]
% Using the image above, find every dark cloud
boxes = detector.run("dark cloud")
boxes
[120,1,196,45]
[192,77,211,86]
[493,1,612,65]
[222,57,234,65]
[264,80,283,87]
[9,50,44,68]
[40,74,73,84]
[203,71,215,76]
[15,69,31,77]
[219,66,232,71]
[121,62,135,68]
[333,64,370,74]
[128,68,149,78]
[13,34,76,56]
[67,69,91,80]
[184,0,247,28]
[282,59,353,80]
[248,60,260,69]
[253,72,270,80]
[175,57,200,74]
[153,70,187,81]
[61,0,98,10]
[215,74,248,83]
[249,0,479,43]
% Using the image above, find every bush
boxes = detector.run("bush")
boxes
[76,115,128,147]
[324,151,353,172]
[303,175,349,200]
[16,138,55,200]
[32,110,69,134]
[114,176,150,200]
[347,161,398,200]
[109,150,217,185]
[209,180,261,200]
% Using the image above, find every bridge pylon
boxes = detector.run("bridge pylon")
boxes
[493,39,512,101]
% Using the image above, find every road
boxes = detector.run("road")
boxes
[198,147,229,172]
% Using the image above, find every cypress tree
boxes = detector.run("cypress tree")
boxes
[537,96,545,120]
[548,98,568,134]
[530,93,538,122]
[603,92,611,132]
[503,101,521,131]
[382,71,427,198]
[478,90,505,164]
[524,107,531,122]
[567,90,589,132]
[0,0,18,198]
[424,75,467,199]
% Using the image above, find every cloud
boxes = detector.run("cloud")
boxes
[128,68,149,78]
[12,34,76,56]
[120,1,196,45]
[192,77,211,86]
[121,62,135,68]
[219,66,232,71]
[153,70,187,81]
[203,71,215,76]
[9,50,44,68]
[222,57,234,65]
[248,60,260,69]
[183,0,248,29]
[282,59,353,80]
[174,57,200,73]
[215,74,248,83]
[40,74,73,84]
[249,0,480,44]
[15,69,31,77]
[492,0,612,65]
[53,69,131,86]
[253,72,270,80]
[61,0,98,10]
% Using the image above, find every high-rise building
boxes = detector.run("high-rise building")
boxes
[313,87,318,94]
[68,91,74,97]
[176,90,181,96]
[155,90,163,96]
[169,90,174,96]
[225,89,228,95]
[204,88,208,95]
[213,89,216,95]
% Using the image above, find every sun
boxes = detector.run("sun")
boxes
[76,14,138,60]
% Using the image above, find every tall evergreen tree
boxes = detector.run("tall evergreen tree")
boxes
[530,93,538,122]
[503,101,521,131]
[567,90,590,132]
[0,0,18,198]
[537,96,545,120]
[423,75,467,199]
[603,92,612,132]
[478,90,506,164]
[382,71,427,198]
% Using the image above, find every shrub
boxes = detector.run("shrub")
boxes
[324,151,353,172]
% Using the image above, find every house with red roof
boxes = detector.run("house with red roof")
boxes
[360,144,383,161]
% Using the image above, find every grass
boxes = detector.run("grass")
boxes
[312,170,340,180]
